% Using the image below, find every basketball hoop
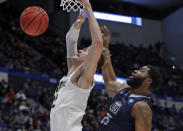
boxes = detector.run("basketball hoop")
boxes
[60,0,84,12]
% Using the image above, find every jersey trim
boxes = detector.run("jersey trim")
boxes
[129,94,147,98]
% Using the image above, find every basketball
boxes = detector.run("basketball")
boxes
[20,6,49,36]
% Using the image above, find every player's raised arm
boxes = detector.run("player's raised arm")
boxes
[76,0,103,89]
[66,10,86,72]
[132,101,152,131]
[101,26,123,96]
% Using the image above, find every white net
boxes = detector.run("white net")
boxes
[60,0,84,12]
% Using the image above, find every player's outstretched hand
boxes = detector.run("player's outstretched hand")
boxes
[101,25,111,49]
[74,9,86,29]
[76,9,86,24]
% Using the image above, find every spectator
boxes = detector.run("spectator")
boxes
[16,90,26,100]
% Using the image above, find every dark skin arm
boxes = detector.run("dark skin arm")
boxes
[132,101,152,131]
[101,26,124,96]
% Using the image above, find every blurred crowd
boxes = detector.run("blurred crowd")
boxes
[0,79,183,131]
[0,2,183,131]
[0,79,52,131]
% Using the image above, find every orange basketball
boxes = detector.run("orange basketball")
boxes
[20,6,49,36]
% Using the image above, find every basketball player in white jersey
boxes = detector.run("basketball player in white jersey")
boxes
[50,0,103,130]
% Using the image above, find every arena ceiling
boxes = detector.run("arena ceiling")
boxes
[121,0,183,10]
[92,0,183,20]
[2,0,183,20]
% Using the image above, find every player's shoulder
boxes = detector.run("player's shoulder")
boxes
[133,101,151,110]
[132,101,152,117]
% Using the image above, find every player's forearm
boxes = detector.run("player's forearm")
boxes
[102,56,117,82]
[66,24,80,43]
[102,57,118,96]
[85,5,103,45]
[66,24,80,57]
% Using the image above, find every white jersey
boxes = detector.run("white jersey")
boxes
[50,72,94,131]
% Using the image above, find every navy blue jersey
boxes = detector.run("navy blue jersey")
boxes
[98,88,151,131]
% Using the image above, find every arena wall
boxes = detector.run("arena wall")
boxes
[162,7,183,69]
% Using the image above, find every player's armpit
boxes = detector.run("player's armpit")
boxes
[132,101,152,131]
[105,81,122,96]
[67,58,78,74]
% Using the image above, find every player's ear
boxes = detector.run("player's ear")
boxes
[144,78,152,87]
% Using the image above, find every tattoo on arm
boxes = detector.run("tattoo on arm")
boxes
[136,102,152,129]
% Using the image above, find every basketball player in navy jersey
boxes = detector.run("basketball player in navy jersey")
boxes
[98,26,162,131]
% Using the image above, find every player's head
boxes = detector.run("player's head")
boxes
[76,47,90,65]
[127,65,162,93]
[76,47,107,68]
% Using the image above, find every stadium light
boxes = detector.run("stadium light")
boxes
[94,73,127,85]
[82,10,142,26]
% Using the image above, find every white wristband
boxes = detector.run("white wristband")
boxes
[66,24,80,58]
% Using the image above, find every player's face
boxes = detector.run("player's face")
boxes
[77,47,90,64]
[130,66,150,79]
[127,66,151,89]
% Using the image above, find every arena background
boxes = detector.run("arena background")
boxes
[0,0,183,130]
